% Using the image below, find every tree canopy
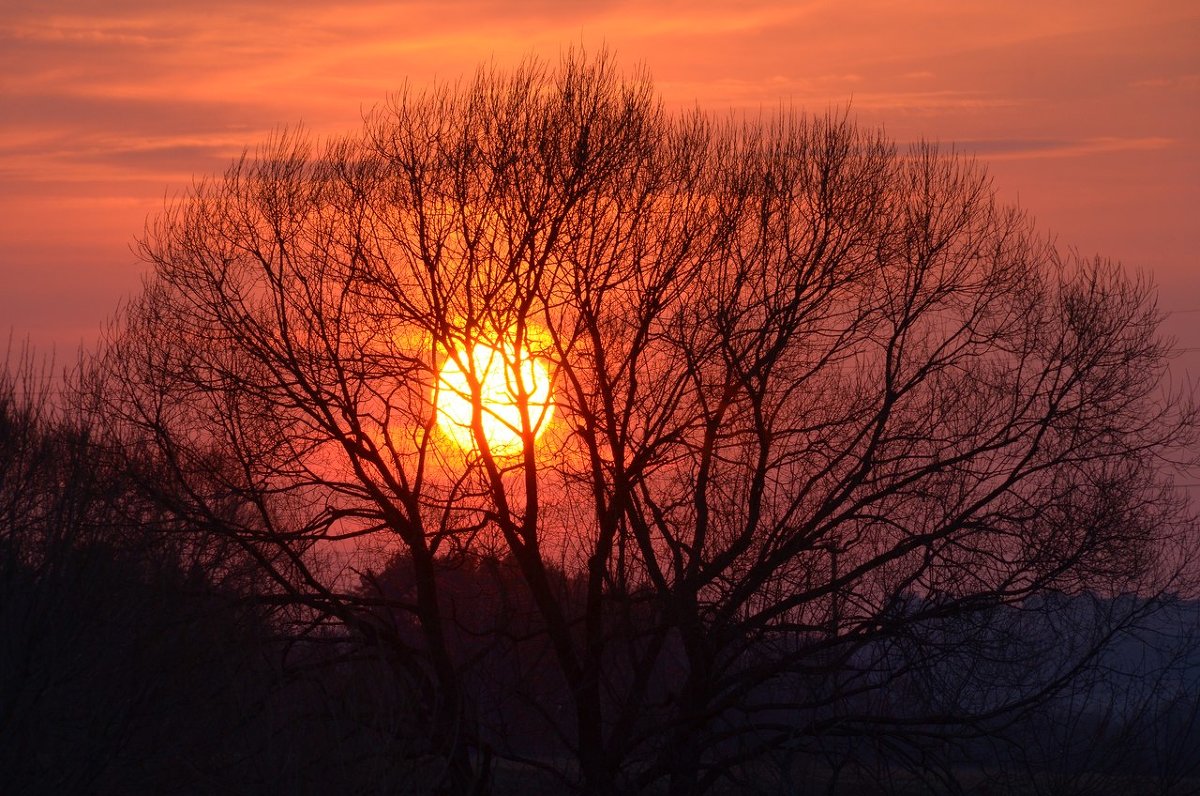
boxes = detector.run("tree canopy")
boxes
[90,51,1197,795]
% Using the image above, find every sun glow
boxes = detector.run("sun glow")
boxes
[435,335,554,455]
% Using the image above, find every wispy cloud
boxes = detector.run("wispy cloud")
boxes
[957,136,1177,160]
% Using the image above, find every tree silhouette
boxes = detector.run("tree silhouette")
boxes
[90,52,1197,794]
[1,347,435,796]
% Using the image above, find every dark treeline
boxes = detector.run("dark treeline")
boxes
[358,547,1200,794]
[0,351,423,795]
[4,338,1197,795]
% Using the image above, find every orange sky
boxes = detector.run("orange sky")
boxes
[2,0,1198,388]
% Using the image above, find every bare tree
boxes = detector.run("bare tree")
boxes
[90,51,1198,794]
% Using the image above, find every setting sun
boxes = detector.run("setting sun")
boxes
[435,337,554,455]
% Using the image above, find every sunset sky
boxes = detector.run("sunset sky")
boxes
[2,0,1198,383]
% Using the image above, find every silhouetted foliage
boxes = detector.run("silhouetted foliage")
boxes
[0,351,430,795]
[83,51,1198,794]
